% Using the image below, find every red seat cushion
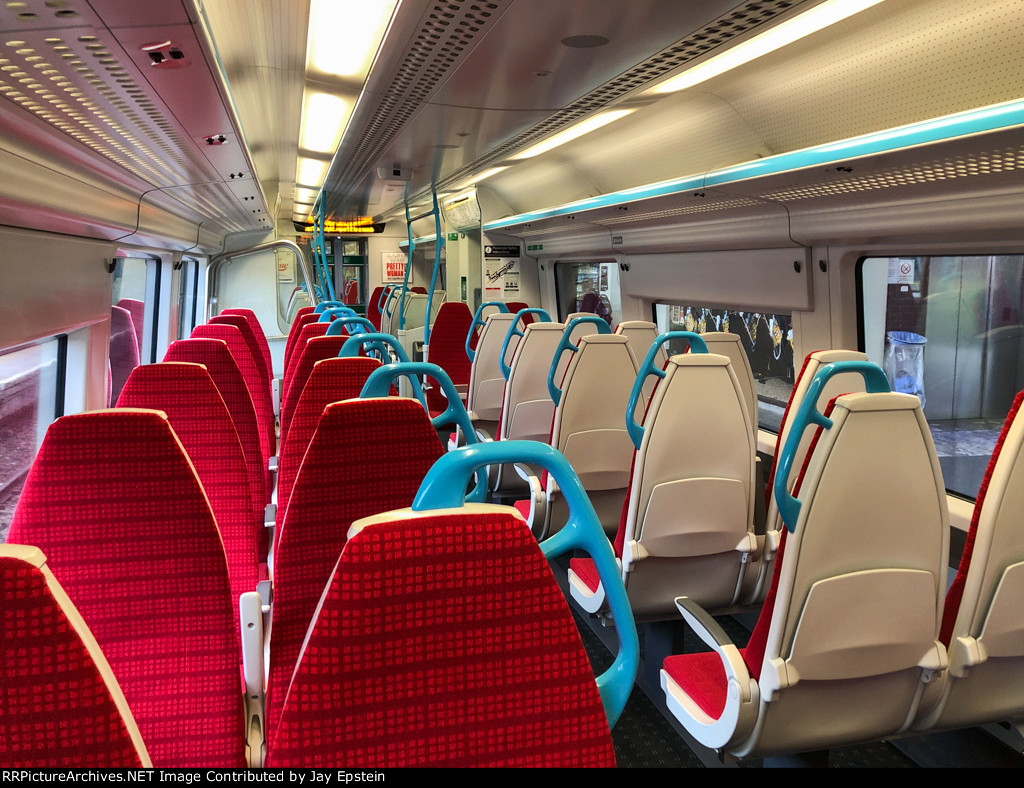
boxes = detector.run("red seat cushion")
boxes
[424,302,473,412]
[569,557,601,593]
[279,335,348,443]
[221,308,273,382]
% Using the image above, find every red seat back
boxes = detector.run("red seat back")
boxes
[7,410,243,767]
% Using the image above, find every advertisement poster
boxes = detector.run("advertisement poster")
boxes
[483,244,520,300]
[382,251,410,284]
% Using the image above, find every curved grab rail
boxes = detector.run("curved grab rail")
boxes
[773,360,890,533]
[325,316,376,336]
[314,301,347,315]
[423,189,445,344]
[465,301,510,362]
[547,316,612,405]
[499,308,553,381]
[626,331,709,449]
[412,440,639,728]
[377,285,394,313]
[318,306,357,322]
[361,362,487,503]
[338,332,409,365]
[383,286,401,318]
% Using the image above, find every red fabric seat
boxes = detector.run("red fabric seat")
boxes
[279,334,348,443]
[366,286,386,331]
[424,301,473,412]
[267,397,445,740]
[221,308,274,382]
[0,545,150,768]
[192,323,276,460]
[275,356,382,552]
[117,362,259,615]
[283,311,321,373]
[109,305,139,407]
[211,313,272,386]
[266,509,615,768]
[115,298,145,358]
[163,339,267,518]
[281,321,331,406]
[7,410,244,767]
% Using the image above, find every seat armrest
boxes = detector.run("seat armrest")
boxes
[661,596,759,750]
[514,462,548,538]
[272,378,281,417]
[240,591,266,768]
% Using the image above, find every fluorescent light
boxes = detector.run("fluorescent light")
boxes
[299,92,351,153]
[512,109,635,160]
[296,157,329,187]
[307,0,399,79]
[451,167,508,192]
[649,0,886,94]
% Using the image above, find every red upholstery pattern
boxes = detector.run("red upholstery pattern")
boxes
[940,390,1024,645]
[115,298,145,357]
[221,308,273,381]
[211,314,271,385]
[267,398,445,739]
[425,301,473,412]
[192,323,275,459]
[569,557,601,593]
[279,334,347,443]
[109,305,139,407]
[267,511,615,767]
[275,356,382,546]
[281,321,330,404]
[283,312,320,374]
[0,554,145,768]
[163,339,267,518]
[366,287,386,331]
[7,411,244,768]
[117,362,259,615]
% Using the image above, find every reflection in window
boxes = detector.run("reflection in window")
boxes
[860,255,1024,499]
[654,304,795,432]
[1,340,60,542]
[555,262,621,327]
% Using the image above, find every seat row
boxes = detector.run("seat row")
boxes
[2,301,640,768]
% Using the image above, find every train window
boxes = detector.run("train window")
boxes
[0,338,62,542]
[337,239,367,311]
[860,254,1024,500]
[555,262,621,326]
[177,257,200,339]
[654,304,795,432]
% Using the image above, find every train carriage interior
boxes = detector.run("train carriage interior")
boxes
[3,0,1024,769]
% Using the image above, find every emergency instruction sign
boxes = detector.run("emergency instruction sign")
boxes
[382,251,410,284]
[484,245,520,299]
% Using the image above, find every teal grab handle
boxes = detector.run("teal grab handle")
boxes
[314,301,347,315]
[465,301,510,362]
[626,332,709,449]
[547,316,612,405]
[499,308,552,381]
[338,332,409,364]
[384,286,401,317]
[377,285,393,313]
[412,440,639,728]
[325,316,375,336]
[774,361,891,533]
[361,362,486,503]
[318,306,357,322]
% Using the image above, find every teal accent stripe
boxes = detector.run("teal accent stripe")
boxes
[483,99,1024,232]
[399,235,438,249]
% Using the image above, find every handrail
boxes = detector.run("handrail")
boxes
[313,195,336,302]
[465,301,509,362]
[499,308,552,381]
[547,316,612,405]
[207,239,317,317]
[423,187,446,345]
[399,186,414,330]
[325,316,376,336]
[626,331,708,450]
[412,440,640,728]
[774,361,890,532]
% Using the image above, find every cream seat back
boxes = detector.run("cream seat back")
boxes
[465,312,517,439]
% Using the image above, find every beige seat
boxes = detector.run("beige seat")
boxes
[661,366,949,760]
[491,321,564,493]
[517,333,641,539]
[615,321,664,400]
[914,390,1024,732]
[702,332,757,440]
[568,353,757,620]
[465,312,518,441]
